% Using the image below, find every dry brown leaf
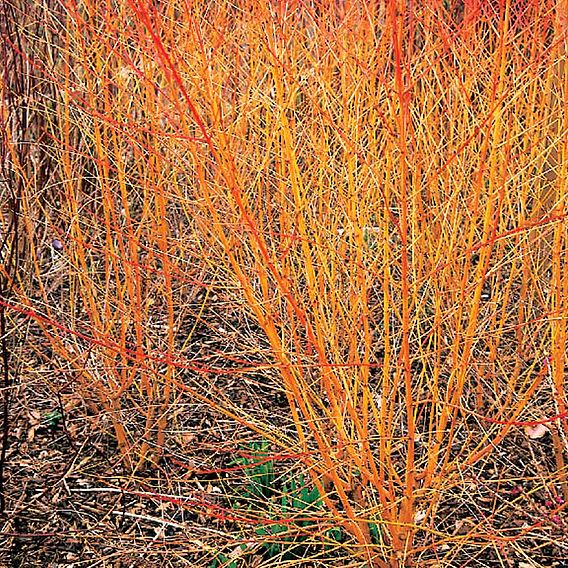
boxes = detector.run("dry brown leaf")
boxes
[525,423,550,440]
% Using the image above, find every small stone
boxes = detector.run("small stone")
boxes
[52,239,64,251]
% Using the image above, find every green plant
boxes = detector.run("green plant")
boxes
[208,551,240,568]
[42,410,63,428]
[231,440,275,504]
[226,441,349,562]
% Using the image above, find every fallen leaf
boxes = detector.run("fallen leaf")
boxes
[525,423,550,440]
[414,509,427,524]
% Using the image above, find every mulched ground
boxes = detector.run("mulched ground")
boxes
[2,364,568,568]
[1,277,567,568]
[0,335,297,568]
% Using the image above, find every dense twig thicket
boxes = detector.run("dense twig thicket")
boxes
[2,1,567,566]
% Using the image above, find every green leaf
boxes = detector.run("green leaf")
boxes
[42,410,63,427]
